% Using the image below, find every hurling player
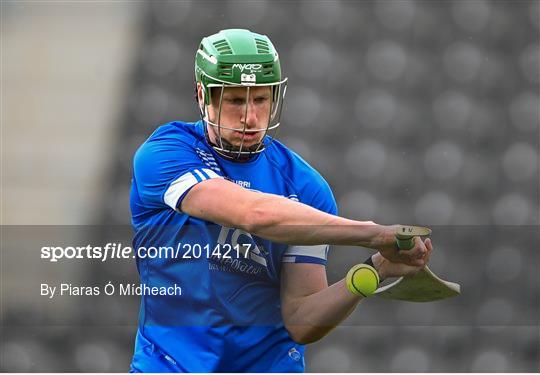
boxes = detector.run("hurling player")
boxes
[129,29,432,372]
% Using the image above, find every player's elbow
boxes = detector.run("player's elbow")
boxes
[285,325,327,345]
[242,208,268,234]
[240,195,277,234]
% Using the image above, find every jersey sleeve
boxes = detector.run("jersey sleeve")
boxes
[133,134,223,211]
[282,175,338,266]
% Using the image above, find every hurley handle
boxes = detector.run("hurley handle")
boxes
[395,225,431,250]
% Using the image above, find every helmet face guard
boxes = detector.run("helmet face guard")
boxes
[195,29,287,160]
[202,79,288,160]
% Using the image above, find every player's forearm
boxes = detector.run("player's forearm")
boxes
[282,278,362,344]
[243,193,388,249]
[183,179,392,249]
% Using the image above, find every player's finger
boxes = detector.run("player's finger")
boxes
[424,238,433,253]
[424,238,433,264]
[416,235,428,253]
[422,239,432,264]
[397,252,422,267]
[409,257,425,267]
[396,236,428,265]
[397,248,424,265]
[409,236,428,260]
[397,249,415,264]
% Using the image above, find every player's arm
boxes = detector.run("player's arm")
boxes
[280,263,359,344]
[181,178,425,265]
[280,238,432,344]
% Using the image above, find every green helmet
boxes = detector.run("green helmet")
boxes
[195,29,287,160]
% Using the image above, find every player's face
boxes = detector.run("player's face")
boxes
[206,86,272,149]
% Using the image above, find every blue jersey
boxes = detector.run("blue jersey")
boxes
[129,120,337,372]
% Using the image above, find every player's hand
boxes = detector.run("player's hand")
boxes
[373,237,433,279]
[377,226,429,266]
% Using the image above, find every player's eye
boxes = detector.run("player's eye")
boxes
[225,98,246,106]
[254,96,269,104]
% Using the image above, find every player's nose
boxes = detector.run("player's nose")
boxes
[241,103,258,128]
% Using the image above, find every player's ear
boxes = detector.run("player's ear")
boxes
[194,82,200,107]
[196,82,207,115]
[196,82,203,104]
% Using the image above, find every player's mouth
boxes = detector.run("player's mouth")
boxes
[233,130,262,143]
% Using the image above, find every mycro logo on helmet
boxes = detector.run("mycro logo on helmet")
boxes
[233,63,262,73]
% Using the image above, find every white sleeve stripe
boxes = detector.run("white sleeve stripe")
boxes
[202,168,221,179]
[163,172,198,210]
[283,244,328,259]
[282,256,295,263]
[193,169,206,181]
[163,169,223,210]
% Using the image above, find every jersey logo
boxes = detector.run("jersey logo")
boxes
[234,180,251,188]
[218,226,267,267]
[288,347,301,361]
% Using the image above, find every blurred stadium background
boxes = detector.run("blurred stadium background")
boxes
[1,0,539,372]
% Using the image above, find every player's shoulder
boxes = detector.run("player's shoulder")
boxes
[136,121,205,155]
[146,120,204,146]
[265,139,331,193]
[133,120,208,171]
